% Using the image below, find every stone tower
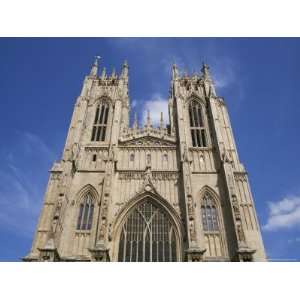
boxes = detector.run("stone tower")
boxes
[24,58,266,262]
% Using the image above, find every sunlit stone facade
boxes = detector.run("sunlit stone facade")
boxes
[24,58,266,262]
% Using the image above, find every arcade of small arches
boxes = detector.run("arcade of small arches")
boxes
[75,185,225,262]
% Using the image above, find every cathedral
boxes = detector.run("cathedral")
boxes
[24,57,266,262]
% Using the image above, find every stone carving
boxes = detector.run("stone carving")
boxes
[232,195,241,221]
[182,144,191,163]
[71,143,80,161]
[24,60,267,262]
[144,167,152,184]
[237,222,246,242]
[189,220,196,241]
[51,202,61,233]
[187,195,194,219]
[118,171,178,181]
[121,136,175,147]
[234,173,247,182]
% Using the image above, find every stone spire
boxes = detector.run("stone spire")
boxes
[201,63,216,97]
[146,110,152,128]
[101,67,106,80]
[111,68,116,79]
[133,112,138,129]
[172,63,178,80]
[90,56,100,77]
[160,112,164,129]
[121,60,129,79]
[201,63,211,80]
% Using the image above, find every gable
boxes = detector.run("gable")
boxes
[119,135,176,147]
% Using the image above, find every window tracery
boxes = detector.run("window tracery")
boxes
[76,193,94,230]
[118,198,178,262]
[201,192,224,258]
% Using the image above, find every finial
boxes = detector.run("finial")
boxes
[95,55,101,63]
[183,68,189,78]
[90,55,100,77]
[192,68,197,79]
[146,110,152,128]
[160,112,164,128]
[201,62,211,80]
[121,60,129,79]
[172,63,178,80]
[111,68,116,78]
[133,112,138,129]
[101,67,106,80]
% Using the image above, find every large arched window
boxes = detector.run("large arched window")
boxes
[201,192,224,258]
[189,100,207,147]
[76,193,94,230]
[118,198,178,262]
[91,101,109,141]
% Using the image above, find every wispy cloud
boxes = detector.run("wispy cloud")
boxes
[210,57,237,89]
[160,54,238,93]
[0,131,55,238]
[263,195,300,231]
[288,237,300,244]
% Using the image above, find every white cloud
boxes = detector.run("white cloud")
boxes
[138,93,169,127]
[211,58,237,89]
[263,196,300,231]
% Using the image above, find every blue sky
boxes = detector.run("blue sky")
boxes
[0,38,299,261]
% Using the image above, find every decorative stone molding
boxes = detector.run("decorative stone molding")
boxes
[186,247,206,262]
[89,244,110,262]
[119,135,176,147]
[38,238,60,262]
[25,60,267,262]
[118,170,179,180]
[237,246,256,262]
[234,172,248,182]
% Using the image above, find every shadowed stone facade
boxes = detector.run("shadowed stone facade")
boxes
[24,58,266,262]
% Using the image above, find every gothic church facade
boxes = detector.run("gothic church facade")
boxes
[24,58,266,262]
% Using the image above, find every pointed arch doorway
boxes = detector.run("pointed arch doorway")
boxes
[117,197,179,262]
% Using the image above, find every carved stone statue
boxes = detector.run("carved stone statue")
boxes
[237,222,245,242]
[71,143,80,161]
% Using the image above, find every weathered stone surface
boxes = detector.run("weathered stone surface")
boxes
[24,61,266,262]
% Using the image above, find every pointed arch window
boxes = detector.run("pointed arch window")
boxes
[201,192,225,258]
[118,198,178,262]
[201,193,219,232]
[91,101,109,142]
[76,193,94,230]
[189,100,207,147]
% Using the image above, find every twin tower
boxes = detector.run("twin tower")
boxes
[24,57,266,262]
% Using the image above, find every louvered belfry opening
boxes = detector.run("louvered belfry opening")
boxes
[118,198,178,262]
[189,100,207,147]
[91,101,109,142]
